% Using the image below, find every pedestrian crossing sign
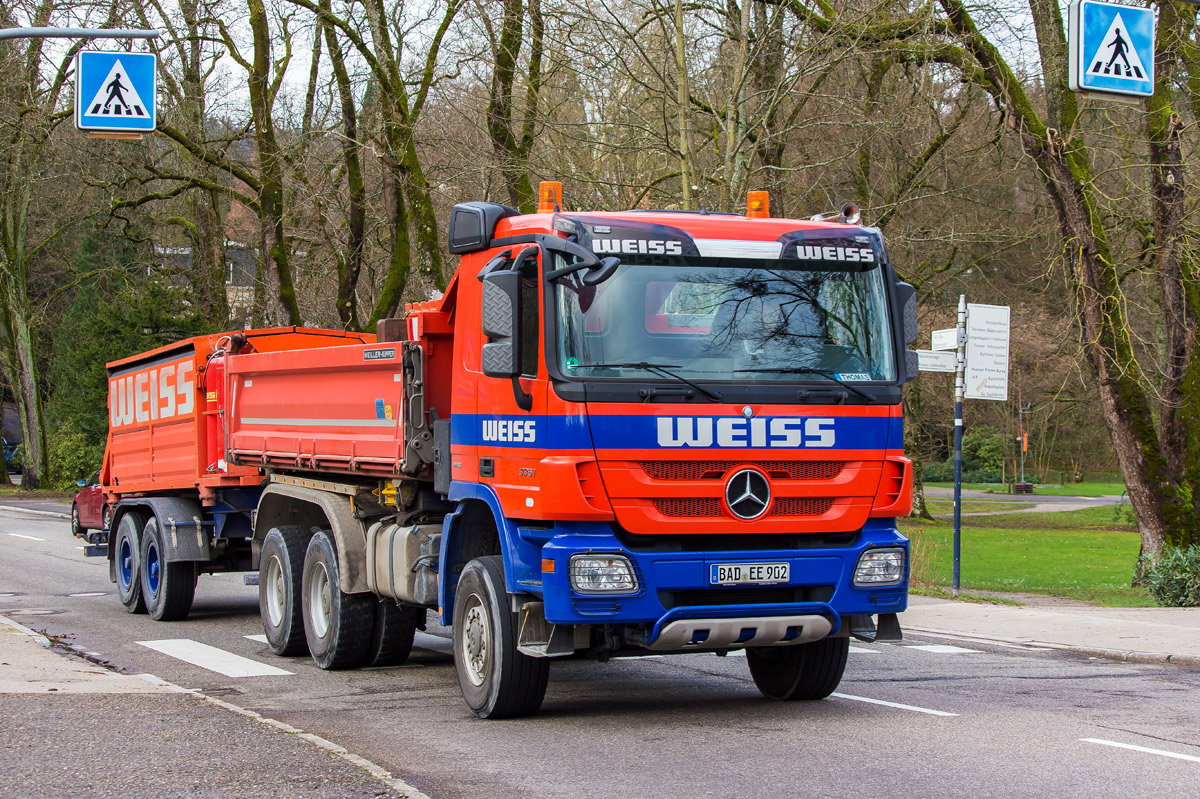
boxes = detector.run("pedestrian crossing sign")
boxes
[75,51,157,133]
[1069,0,1155,99]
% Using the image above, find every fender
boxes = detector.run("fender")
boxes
[439,480,543,624]
[252,483,369,594]
[111,497,210,562]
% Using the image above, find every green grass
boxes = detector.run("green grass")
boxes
[900,506,1154,607]
[0,486,71,499]
[925,499,1037,514]
[926,481,1125,497]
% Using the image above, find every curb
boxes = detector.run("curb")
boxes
[906,625,1200,667]
[0,503,70,520]
[0,613,52,647]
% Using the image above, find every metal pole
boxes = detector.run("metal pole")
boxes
[953,295,966,592]
[0,28,160,41]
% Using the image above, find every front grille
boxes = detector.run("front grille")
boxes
[642,460,843,481]
[651,496,834,518]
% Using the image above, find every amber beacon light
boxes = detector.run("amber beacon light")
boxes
[538,181,563,213]
[746,191,770,218]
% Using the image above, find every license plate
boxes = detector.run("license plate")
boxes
[709,562,790,586]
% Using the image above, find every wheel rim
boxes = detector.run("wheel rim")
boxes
[265,554,285,627]
[118,535,134,590]
[461,591,490,687]
[145,538,161,599]
[307,561,332,639]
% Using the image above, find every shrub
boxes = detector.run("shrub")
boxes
[1138,545,1200,607]
[48,422,104,492]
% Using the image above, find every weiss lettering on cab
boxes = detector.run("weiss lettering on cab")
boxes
[109,359,195,428]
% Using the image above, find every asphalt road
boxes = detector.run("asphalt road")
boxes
[2,507,1198,799]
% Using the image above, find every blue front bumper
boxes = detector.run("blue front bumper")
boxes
[535,518,908,642]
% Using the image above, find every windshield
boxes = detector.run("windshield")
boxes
[554,257,896,382]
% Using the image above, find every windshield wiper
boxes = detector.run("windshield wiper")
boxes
[575,361,723,402]
[734,367,875,401]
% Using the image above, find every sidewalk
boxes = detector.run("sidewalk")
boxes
[0,496,71,518]
[901,594,1200,666]
[0,615,426,799]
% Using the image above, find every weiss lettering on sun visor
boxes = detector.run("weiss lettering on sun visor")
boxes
[593,239,684,256]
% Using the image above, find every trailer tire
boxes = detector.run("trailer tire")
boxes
[113,511,147,614]
[746,636,849,701]
[453,556,549,719]
[364,602,422,667]
[302,530,373,669]
[140,517,196,622]
[259,526,311,656]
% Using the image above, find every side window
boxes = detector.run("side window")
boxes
[519,273,539,376]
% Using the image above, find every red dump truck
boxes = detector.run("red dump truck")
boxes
[98,185,918,717]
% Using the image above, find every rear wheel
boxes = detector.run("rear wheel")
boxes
[259,526,311,656]
[364,602,423,667]
[452,555,549,719]
[71,503,86,538]
[746,637,849,700]
[113,512,147,614]
[101,504,112,531]
[140,516,196,621]
[301,530,373,669]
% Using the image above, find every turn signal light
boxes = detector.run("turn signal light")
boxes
[538,181,563,213]
[746,191,770,218]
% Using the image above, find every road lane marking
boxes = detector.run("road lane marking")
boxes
[413,631,453,655]
[832,692,958,716]
[67,592,107,597]
[906,644,980,654]
[1081,738,1200,764]
[137,639,293,677]
[848,645,880,654]
[7,533,44,541]
[244,634,269,644]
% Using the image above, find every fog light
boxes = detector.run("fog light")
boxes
[569,554,638,594]
[853,547,905,587]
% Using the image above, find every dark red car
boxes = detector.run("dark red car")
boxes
[71,470,110,538]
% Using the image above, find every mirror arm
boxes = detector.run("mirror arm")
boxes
[511,376,533,411]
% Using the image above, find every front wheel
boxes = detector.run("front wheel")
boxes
[113,512,147,614]
[452,556,549,719]
[746,637,849,701]
[140,516,196,621]
[71,503,86,538]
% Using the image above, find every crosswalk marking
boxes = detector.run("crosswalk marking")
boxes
[906,644,980,654]
[244,634,269,644]
[848,645,881,654]
[832,692,958,717]
[137,639,293,677]
[413,631,453,655]
[1081,738,1200,764]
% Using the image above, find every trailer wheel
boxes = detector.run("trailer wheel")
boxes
[302,530,373,669]
[71,503,86,538]
[364,602,423,667]
[140,516,196,622]
[260,526,312,655]
[746,637,849,701]
[113,511,147,614]
[453,556,549,719]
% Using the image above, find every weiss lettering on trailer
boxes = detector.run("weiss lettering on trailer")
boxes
[109,358,195,429]
[794,245,875,263]
[657,417,835,448]
[593,239,684,256]
[482,419,537,443]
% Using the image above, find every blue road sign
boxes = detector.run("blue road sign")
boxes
[75,51,157,132]
[1069,1,1155,98]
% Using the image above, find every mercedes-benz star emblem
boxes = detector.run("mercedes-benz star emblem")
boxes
[725,468,771,520]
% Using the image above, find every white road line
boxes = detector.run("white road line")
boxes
[7,532,44,541]
[831,692,958,717]
[137,639,293,677]
[413,631,453,655]
[1081,738,1200,764]
[906,644,980,654]
[848,645,881,654]
[244,634,269,644]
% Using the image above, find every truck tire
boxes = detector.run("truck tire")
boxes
[364,602,423,667]
[746,636,849,701]
[71,503,87,538]
[113,511,147,614]
[259,526,312,656]
[452,555,549,719]
[140,516,197,622]
[302,530,373,669]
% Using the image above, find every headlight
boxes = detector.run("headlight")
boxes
[853,547,906,587]
[569,554,638,594]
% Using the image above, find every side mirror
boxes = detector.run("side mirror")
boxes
[481,270,521,378]
[76,479,86,488]
[896,282,918,345]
